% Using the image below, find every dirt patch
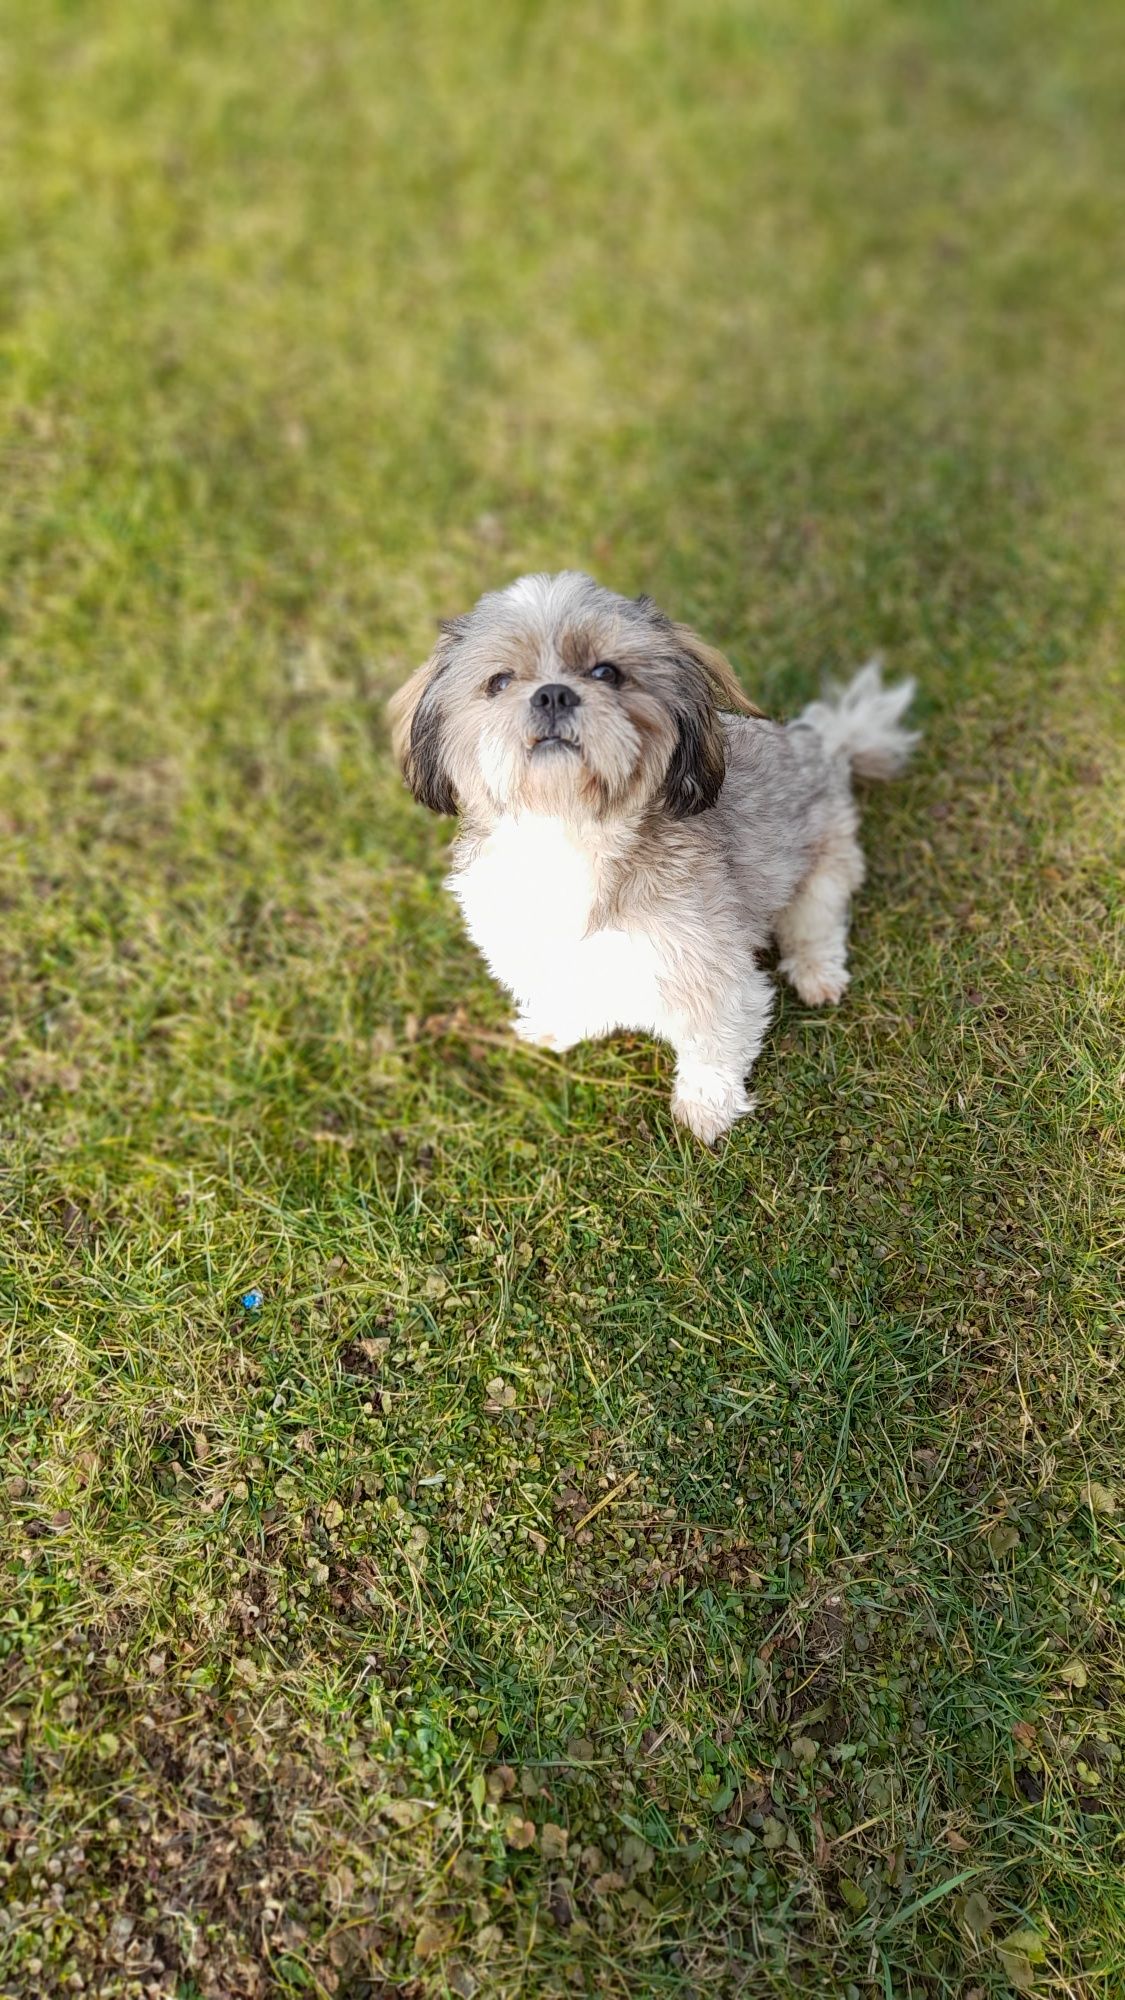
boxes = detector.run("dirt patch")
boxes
[0,1665,437,1999]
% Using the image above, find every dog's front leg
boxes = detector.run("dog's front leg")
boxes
[666,961,774,1146]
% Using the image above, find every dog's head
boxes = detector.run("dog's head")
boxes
[390,572,760,824]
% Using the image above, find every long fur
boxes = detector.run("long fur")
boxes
[390,572,918,1144]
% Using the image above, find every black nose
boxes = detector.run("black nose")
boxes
[530,682,581,717]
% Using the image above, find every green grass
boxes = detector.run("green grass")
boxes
[1,0,1123,1994]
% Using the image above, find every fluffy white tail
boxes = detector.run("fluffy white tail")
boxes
[794,659,919,780]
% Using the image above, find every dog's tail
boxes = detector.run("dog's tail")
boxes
[793,659,919,780]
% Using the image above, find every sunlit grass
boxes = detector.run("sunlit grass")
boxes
[1,0,1122,1994]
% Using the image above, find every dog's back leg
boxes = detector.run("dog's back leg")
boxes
[776,829,865,1007]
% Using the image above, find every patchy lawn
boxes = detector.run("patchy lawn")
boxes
[1,1,1122,1994]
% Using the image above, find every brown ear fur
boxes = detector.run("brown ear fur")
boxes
[388,634,459,816]
[671,624,766,718]
[660,623,767,818]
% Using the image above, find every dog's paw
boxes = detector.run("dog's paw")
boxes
[781,959,850,1008]
[671,1074,754,1146]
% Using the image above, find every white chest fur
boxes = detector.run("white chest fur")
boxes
[448,815,665,1041]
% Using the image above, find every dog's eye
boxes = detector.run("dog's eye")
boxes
[485,672,514,696]
[589,661,621,685]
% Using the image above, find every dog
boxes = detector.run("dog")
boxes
[390,571,918,1143]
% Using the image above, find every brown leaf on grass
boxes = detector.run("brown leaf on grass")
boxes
[486,1764,517,1801]
[383,1798,427,1828]
[340,1338,390,1381]
[418,1006,471,1039]
[1012,1721,1037,1746]
[504,1815,537,1850]
[414,1921,452,1959]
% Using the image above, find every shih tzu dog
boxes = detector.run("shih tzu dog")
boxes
[391,572,918,1144]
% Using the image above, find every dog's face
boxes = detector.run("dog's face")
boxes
[390,572,757,823]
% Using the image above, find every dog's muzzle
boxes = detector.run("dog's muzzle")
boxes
[529,681,581,752]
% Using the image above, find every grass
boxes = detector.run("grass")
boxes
[1,0,1122,1993]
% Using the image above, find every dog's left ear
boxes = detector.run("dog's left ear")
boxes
[388,622,463,816]
[661,625,764,819]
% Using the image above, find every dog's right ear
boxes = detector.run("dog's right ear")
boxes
[672,624,765,719]
[388,623,462,816]
[659,624,767,819]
